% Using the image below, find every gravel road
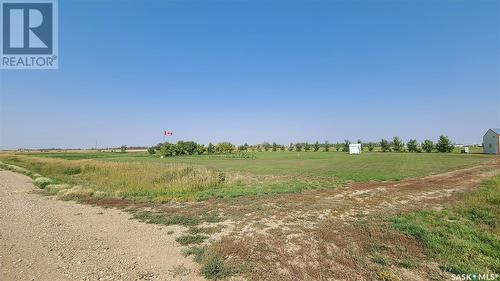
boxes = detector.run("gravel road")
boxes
[0,170,204,281]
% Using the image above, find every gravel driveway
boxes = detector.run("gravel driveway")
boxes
[0,170,203,281]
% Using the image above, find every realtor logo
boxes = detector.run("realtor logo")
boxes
[1,0,58,69]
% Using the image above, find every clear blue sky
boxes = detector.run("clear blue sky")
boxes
[1,0,499,149]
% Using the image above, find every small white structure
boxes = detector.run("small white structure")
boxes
[349,143,361,154]
[483,128,500,154]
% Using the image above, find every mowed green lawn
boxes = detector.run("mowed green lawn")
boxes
[25,150,490,182]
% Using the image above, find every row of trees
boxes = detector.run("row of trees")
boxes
[247,136,454,153]
[148,136,456,157]
[148,141,236,157]
[377,135,454,153]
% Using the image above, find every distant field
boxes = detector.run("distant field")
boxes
[0,151,492,202]
[25,150,490,181]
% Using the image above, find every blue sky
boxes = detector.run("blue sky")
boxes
[1,0,499,149]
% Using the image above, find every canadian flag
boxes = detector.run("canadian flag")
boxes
[164,131,173,136]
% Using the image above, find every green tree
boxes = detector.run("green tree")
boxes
[215,142,235,154]
[343,140,350,152]
[407,139,418,152]
[147,146,156,155]
[367,142,375,152]
[243,143,249,151]
[313,141,320,152]
[207,142,215,154]
[392,137,404,152]
[304,142,311,151]
[288,143,294,151]
[175,141,198,155]
[436,135,454,153]
[334,143,342,151]
[380,139,390,152]
[120,145,127,153]
[159,142,176,156]
[324,141,329,152]
[422,140,434,153]
[272,142,278,152]
[263,142,271,152]
[280,145,285,151]
[196,144,206,155]
[295,143,302,152]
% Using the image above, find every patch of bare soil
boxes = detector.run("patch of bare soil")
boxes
[183,159,499,280]
[0,170,204,281]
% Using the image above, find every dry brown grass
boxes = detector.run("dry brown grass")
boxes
[0,155,263,201]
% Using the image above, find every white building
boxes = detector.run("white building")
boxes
[483,128,500,154]
[349,143,361,154]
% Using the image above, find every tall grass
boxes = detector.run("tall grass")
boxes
[0,155,261,201]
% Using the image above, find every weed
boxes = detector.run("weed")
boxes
[202,213,222,223]
[201,256,234,280]
[376,270,400,281]
[176,234,207,245]
[63,166,82,175]
[396,259,418,268]
[183,246,206,263]
[372,255,389,266]
[168,264,192,278]
[33,177,53,188]
[132,211,199,226]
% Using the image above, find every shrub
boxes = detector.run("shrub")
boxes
[295,143,302,152]
[324,141,329,152]
[120,145,127,152]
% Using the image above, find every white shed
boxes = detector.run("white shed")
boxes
[483,129,500,154]
[349,143,361,154]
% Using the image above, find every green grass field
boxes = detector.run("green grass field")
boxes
[0,151,492,202]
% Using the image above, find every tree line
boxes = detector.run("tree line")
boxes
[148,135,456,157]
